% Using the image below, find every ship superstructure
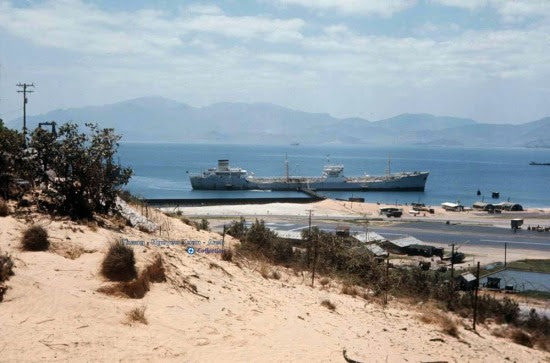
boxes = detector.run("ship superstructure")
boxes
[190,159,429,191]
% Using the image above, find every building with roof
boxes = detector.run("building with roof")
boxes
[364,244,388,258]
[458,272,478,291]
[472,202,495,212]
[382,236,444,257]
[352,231,386,244]
[494,202,523,211]
[441,202,464,211]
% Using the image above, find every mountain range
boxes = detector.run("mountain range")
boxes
[7,96,550,147]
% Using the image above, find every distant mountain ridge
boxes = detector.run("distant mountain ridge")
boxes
[7,96,550,147]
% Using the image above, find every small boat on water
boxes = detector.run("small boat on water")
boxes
[529,161,550,166]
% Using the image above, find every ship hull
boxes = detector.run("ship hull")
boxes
[190,172,429,192]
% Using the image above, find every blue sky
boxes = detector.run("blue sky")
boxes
[0,0,549,124]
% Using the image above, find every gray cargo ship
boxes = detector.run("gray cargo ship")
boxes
[190,159,429,191]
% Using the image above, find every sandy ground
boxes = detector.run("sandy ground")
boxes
[168,199,550,228]
[1,206,549,362]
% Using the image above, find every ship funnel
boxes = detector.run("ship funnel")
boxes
[218,159,229,171]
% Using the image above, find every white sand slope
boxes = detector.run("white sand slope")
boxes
[0,210,548,362]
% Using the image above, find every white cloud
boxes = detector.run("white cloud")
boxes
[0,0,305,56]
[184,4,224,15]
[432,0,550,21]
[275,0,417,17]
[0,0,548,122]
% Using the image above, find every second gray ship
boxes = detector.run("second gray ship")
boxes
[190,159,428,191]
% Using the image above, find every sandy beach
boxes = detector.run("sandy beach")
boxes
[1,200,550,361]
[166,199,550,228]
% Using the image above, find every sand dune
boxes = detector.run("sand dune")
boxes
[1,208,548,362]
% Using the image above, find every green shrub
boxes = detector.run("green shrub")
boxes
[101,241,137,281]
[21,226,50,251]
[226,217,247,239]
[198,218,210,231]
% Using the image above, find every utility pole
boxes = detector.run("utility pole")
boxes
[307,209,313,268]
[473,261,480,331]
[448,243,456,309]
[16,83,34,145]
[384,254,390,306]
[504,242,507,267]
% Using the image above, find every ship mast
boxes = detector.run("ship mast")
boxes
[387,154,392,177]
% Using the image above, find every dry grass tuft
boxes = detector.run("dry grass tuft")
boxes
[99,256,165,299]
[21,225,50,251]
[270,270,281,280]
[259,262,270,279]
[491,326,506,338]
[0,199,9,217]
[510,329,534,348]
[126,306,148,325]
[440,315,459,337]
[321,299,336,311]
[101,241,137,282]
[145,255,166,282]
[221,248,233,262]
[341,284,360,297]
[319,277,330,287]
[419,312,459,338]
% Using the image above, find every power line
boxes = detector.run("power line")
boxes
[16,82,34,145]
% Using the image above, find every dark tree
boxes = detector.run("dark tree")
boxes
[36,123,132,219]
[0,120,25,198]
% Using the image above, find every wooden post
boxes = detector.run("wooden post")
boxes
[384,254,390,306]
[504,242,507,267]
[449,244,456,309]
[222,224,226,248]
[311,234,318,287]
[473,261,480,330]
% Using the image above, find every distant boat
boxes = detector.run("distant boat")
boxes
[529,161,550,166]
[290,142,300,146]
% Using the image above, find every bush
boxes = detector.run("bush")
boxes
[34,123,132,219]
[0,199,9,217]
[98,256,165,299]
[198,218,210,231]
[21,226,50,251]
[101,241,137,281]
[0,252,14,283]
[271,239,294,263]
[319,277,330,286]
[226,217,247,239]
[221,248,234,262]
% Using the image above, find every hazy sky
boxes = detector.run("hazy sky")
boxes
[0,0,549,123]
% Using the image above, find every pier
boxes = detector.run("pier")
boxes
[144,188,325,207]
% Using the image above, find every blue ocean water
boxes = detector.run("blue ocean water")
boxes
[118,143,550,207]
